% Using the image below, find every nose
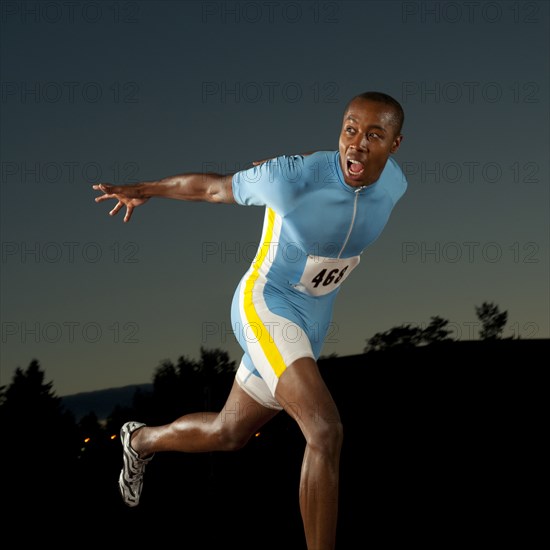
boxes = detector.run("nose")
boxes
[350,133,368,152]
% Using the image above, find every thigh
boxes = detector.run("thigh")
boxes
[274,356,341,434]
[217,378,280,439]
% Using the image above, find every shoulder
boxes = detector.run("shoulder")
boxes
[302,150,337,167]
[380,157,408,204]
[231,153,312,208]
[268,151,335,173]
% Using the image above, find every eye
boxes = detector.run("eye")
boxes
[367,132,381,140]
[345,126,356,134]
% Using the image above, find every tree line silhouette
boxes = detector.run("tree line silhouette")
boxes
[364,301,508,351]
[0,301,540,547]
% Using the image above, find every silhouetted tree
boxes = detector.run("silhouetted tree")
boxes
[0,359,80,510]
[364,323,423,352]
[110,348,237,426]
[130,358,184,425]
[154,358,184,403]
[365,315,455,352]
[106,403,132,432]
[475,302,508,339]
[0,360,78,449]
[421,315,454,343]
[198,347,236,410]
[199,346,236,375]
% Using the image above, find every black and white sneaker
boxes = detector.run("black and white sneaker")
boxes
[118,421,154,507]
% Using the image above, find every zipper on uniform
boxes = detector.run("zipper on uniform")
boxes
[338,186,365,258]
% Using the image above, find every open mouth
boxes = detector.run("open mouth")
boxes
[347,159,364,177]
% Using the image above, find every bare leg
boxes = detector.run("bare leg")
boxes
[275,357,343,550]
[130,380,279,457]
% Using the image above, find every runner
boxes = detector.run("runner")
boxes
[93,91,407,550]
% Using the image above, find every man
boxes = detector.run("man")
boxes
[93,91,406,550]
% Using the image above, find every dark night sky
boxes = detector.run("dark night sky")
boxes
[1,0,548,395]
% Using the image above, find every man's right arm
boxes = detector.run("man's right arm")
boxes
[93,172,236,222]
[97,172,235,203]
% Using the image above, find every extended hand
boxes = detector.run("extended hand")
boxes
[93,183,149,223]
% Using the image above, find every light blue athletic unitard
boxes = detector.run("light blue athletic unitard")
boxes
[230,151,407,404]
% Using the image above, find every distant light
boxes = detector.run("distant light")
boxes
[110,434,116,440]
[255,432,260,437]
[84,437,91,443]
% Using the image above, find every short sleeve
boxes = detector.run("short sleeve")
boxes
[231,155,306,214]
[382,157,408,205]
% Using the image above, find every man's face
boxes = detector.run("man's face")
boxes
[338,98,403,187]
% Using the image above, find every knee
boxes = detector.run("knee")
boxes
[307,418,344,457]
[214,425,251,452]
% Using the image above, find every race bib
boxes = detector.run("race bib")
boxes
[294,255,360,297]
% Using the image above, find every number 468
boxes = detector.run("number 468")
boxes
[311,266,348,288]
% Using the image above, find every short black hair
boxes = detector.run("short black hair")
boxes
[344,91,405,135]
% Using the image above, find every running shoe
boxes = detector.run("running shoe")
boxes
[118,421,154,507]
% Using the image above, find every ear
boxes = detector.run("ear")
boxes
[390,134,403,154]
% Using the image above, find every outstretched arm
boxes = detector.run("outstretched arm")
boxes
[93,172,235,222]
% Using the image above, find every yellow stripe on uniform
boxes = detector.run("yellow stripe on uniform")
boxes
[243,207,287,378]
